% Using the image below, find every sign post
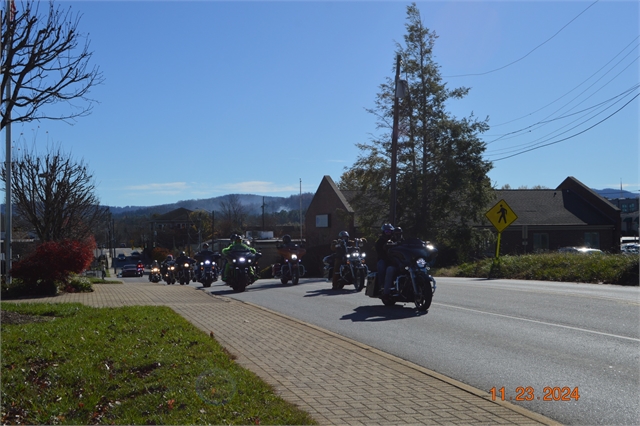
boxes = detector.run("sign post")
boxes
[485,199,518,260]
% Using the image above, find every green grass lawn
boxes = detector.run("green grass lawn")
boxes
[1,303,317,425]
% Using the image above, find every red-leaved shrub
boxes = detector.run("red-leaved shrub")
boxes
[11,237,96,295]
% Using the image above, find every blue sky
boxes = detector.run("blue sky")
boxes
[6,0,639,207]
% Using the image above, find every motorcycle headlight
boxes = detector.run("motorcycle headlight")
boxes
[238,257,246,263]
[169,266,174,270]
[204,260,210,265]
[361,253,366,258]
[416,258,427,268]
[346,254,351,258]
[291,254,298,260]
[184,263,190,268]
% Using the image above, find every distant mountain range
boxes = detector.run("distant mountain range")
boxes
[593,188,638,199]
[106,188,637,217]
[2,188,635,216]
[107,193,315,217]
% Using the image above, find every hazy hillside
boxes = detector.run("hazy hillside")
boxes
[594,188,638,199]
[108,193,314,217]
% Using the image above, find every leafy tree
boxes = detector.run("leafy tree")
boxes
[1,0,103,130]
[1,144,108,242]
[10,237,95,295]
[150,246,171,263]
[340,3,494,260]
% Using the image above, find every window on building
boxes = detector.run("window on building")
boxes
[584,232,600,248]
[533,233,549,252]
[316,214,330,228]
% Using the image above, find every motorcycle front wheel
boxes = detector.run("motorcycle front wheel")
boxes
[414,274,433,312]
[291,268,299,285]
[232,273,248,293]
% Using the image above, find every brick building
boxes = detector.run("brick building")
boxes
[304,175,622,256]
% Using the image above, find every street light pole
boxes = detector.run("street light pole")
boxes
[390,54,402,227]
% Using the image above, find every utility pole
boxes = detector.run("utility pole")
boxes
[390,54,402,227]
[3,0,14,284]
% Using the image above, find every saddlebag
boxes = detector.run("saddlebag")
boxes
[365,272,379,297]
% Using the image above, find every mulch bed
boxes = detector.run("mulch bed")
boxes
[1,310,55,325]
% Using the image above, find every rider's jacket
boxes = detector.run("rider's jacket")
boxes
[375,234,393,262]
[195,249,216,262]
[175,255,195,267]
[222,242,256,255]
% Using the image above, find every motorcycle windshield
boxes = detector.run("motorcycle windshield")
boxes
[389,239,430,265]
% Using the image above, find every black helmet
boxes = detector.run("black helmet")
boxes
[166,255,173,261]
[393,227,403,240]
[282,234,292,244]
[381,223,394,235]
[180,251,186,256]
[202,243,209,249]
[230,233,241,242]
[339,231,349,239]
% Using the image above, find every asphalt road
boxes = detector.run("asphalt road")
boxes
[123,273,640,425]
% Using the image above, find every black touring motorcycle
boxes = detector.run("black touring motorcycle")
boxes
[366,238,437,312]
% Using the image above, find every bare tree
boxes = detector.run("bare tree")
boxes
[1,144,107,241]
[1,0,103,130]
[219,194,247,236]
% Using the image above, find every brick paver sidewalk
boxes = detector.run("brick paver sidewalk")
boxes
[4,283,559,425]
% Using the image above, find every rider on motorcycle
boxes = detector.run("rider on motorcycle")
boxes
[383,227,404,299]
[222,234,256,281]
[175,251,196,280]
[161,254,174,275]
[279,234,295,248]
[332,231,351,287]
[375,223,395,290]
[194,243,217,280]
[149,259,161,281]
[175,251,195,266]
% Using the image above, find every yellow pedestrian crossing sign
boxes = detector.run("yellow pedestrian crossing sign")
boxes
[486,199,518,232]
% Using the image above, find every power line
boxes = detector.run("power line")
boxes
[486,86,638,156]
[484,84,639,145]
[489,37,639,129]
[444,0,600,78]
[486,93,639,161]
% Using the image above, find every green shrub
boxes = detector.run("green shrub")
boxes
[436,253,639,285]
[63,274,94,293]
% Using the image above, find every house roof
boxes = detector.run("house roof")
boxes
[494,187,617,226]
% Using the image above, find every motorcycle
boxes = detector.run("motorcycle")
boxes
[196,255,221,288]
[149,265,162,283]
[176,261,194,285]
[323,238,368,291]
[365,238,437,312]
[222,248,262,293]
[272,244,306,285]
[163,262,176,285]
[136,261,145,277]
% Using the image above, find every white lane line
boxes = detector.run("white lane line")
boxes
[433,302,640,342]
